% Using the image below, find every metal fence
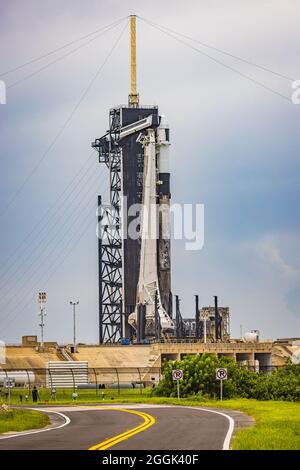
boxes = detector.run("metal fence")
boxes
[0,364,283,390]
[0,367,162,396]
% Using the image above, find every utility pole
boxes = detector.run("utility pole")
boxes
[70,301,79,352]
[38,291,47,349]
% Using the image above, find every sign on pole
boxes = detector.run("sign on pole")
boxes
[5,378,15,406]
[216,368,227,401]
[172,369,183,399]
[5,378,15,388]
[216,368,228,381]
[172,369,183,381]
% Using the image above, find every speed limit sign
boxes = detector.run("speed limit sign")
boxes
[172,369,183,381]
[216,368,228,380]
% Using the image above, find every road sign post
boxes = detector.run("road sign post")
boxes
[220,377,223,401]
[216,368,227,401]
[5,378,15,406]
[172,369,183,399]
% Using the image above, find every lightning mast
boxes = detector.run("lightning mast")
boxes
[128,15,139,107]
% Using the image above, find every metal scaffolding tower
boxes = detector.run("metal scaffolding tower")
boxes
[93,108,123,343]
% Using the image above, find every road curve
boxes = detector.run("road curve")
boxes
[0,404,247,450]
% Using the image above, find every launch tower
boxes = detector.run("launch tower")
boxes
[93,16,174,343]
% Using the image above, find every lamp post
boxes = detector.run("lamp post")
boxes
[69,301,79,352]
[38,291,47,348]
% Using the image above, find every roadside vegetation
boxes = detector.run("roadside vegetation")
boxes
[0,406,49,434]
[154,354,300,401]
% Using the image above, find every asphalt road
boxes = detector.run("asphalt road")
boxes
[0,405,244,450]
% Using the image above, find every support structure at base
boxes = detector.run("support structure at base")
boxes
[94,109,123,344]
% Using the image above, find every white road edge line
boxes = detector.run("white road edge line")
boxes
[90,403,235,450]
[118,404,235,450]
[0,409,71,440]
[183,406,235,450]
[0,404,235,449]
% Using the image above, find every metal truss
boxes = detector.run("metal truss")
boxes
[93,108,122,344]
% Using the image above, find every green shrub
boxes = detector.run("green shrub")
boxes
[154,354,300,401]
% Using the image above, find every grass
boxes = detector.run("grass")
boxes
[0,408,49,434]
[1,388,300,449]
[0,387,150,405]
[117,396,300,450]
[223,400,300,450]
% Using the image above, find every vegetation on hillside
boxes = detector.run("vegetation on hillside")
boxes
[153,353,300,401]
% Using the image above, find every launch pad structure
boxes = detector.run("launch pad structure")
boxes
[93,105,171,343]
[93,16,173,343]
[92,16,227,345]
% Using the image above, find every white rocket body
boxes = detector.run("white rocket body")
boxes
[128,116,174,334]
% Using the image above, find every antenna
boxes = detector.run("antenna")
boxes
[128,15,139,107]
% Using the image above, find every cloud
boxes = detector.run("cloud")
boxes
[254,237,300,281]
[243,233,300,321]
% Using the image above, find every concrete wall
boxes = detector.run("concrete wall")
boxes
[0,341,292,370]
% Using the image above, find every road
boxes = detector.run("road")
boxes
[0,404,251,450]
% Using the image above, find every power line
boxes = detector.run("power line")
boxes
[140,17,291,103]
[0,18,128,218]
[7,19,125,89]
[0,166,106,303]
[0,170,108,320]
[0,151,95,273]
[0,17,128,77]
[0,157,100,290]
[139,16,294,81]
[0,187,107,334]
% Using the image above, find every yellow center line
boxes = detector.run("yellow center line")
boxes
[89,408,156,451]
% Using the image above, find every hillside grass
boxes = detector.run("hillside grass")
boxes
[0,408,49,434]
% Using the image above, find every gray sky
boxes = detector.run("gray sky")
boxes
[0,0,300,344]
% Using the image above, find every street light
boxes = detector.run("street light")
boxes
[38,291,47,348]
[69,301,79,352]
